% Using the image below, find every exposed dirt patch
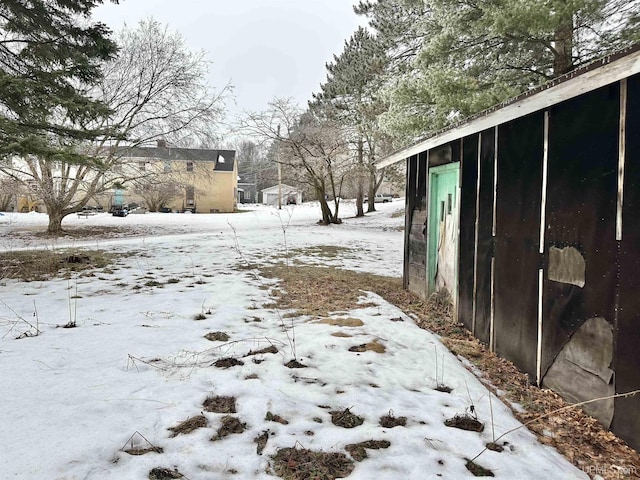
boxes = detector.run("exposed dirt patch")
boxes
[434,384,453,393]
[265,411,289,425]
[330,408,364,429]
[204,331,230,342]
[148,467,184,479]
[317,317,364,327]
[285,359,306,369]
[213,357,244,369]
[345,440,391,462]
[486,442,505,452]
[255,430,269,455]
[465,459,495,477]
[445,414,484,432]
[330,332,352,338]
[0,249,116,281]
[168,415,207,437]
[348,340,386,353]
[245,345,278,356]
[271,447,354,480]
[379,414,407,428]
[212,416,246,441]
[202,395,236,414]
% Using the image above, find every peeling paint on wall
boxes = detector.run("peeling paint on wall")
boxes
[548,246,586,288]
[542,317,614,427]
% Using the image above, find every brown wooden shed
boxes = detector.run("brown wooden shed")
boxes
[378,45,640,451]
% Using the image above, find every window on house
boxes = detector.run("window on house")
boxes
[138,161,146,172]
[186,186,194,206]
[163,161,171,173]
[186,161,194,172]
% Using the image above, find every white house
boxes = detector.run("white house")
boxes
[261,184,303,206]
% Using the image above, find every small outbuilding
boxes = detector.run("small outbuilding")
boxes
[378,45,640,451]
[261,184,303,206]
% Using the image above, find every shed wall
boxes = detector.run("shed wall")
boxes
[403,73,640,451]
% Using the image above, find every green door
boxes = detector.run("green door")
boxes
[428,163,460,295]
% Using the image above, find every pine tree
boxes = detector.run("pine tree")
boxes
[313,27,392,215]
[359,0,640,143]
[0,0,119,159]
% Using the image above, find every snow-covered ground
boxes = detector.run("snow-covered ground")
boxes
[0,201,587,479]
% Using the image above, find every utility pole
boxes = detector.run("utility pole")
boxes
[277,124,282,210]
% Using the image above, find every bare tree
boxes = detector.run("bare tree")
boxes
[2,19,230,234]
[240,98,351,224]
[0,177,23,212]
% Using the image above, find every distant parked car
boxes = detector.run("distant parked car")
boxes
[159,206,172,213]
[112,207,129,217]
[364,193,394,203]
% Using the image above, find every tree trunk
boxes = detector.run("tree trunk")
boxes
[356,179,365,217]
[46,205,65,235]
[355,138,365,217]
[316,187,333,225]
[553,23,574,76]
[367,172,377,213]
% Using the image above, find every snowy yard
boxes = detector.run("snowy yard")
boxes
[0,201,587,479]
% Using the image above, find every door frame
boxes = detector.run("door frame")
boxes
[427,162,461,303]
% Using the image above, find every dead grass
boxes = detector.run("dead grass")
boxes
[348,340,386,354]
[271,447,354,480]
[289,245,354,260]
[345,440,391,462]
[202,395,236,413]
[465,459,495,477]
[259,265,401,318]
[330,408,364,429]
[245,345,278,356]
[379,414,407,428]
[168,415,207,437]
[213,357,244,369]
[148,467,184,479]
[212,416,246,441]
[316,317,364,327]
[204,331,230,342]
[265,411,289,425]
[0,249,117,281]
[257,264,640,479]
[445,414,485,432]
[255,430,269,455]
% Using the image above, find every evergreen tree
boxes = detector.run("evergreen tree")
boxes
[314,27,392,215]
[0,0,119,159]
[358,0,640,143]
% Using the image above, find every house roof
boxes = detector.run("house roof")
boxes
[114,145,236,172]
[261,184,300,194]
[377,44,640,169]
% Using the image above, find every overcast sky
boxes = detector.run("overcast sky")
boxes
[93,0,365,119]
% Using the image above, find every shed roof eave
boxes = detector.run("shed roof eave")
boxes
[376,45,640,170]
